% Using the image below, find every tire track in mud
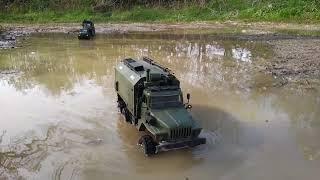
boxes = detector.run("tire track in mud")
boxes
[0,122,104,179]
[0,126,55,175]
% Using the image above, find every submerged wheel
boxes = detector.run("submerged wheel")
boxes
[139,135,156,156]
[123,108,131,123]
[117,96,131,123]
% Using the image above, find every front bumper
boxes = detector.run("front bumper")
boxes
[78,34,90,39]
[156,137,206,153]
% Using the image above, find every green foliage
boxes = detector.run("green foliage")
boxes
[1,0,320,23]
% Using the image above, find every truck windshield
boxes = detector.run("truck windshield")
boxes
[150,94,182,108]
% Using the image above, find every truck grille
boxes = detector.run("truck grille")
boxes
[170,127,192,139]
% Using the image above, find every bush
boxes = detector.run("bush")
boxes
[1,0,320,23]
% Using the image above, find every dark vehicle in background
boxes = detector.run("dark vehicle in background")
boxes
[115,57,206,156]
[78,20,95,40]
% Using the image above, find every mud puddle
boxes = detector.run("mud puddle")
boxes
[0,32,319,180]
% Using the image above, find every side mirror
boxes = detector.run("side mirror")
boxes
[186,93,191,103]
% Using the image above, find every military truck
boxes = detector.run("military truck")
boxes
[78,20,95,40]
[115,57,206,155]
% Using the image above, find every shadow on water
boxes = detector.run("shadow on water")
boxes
[188,105,267,179]
[192,104,264,156]
[193,105,263,144]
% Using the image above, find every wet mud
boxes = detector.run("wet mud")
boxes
[0,31,319,180]
[0,26,27,49]
[267,39,320,84]
[0,33,16,49]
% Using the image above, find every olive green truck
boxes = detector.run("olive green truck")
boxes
[115,57,206,155]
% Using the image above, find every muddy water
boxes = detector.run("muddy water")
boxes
[0,33,319,180]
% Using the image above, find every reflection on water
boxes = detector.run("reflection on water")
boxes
[232,48,252,62]
[0,33,319,180]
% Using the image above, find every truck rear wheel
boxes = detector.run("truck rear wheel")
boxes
[123,108,131,123]
[117,95,131,123]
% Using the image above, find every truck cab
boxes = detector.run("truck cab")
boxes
[115,57,206,155]
[78,20,95,40]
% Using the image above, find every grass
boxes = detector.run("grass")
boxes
[1,1,320,23]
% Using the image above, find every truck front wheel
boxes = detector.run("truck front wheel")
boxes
[139,135,156,156]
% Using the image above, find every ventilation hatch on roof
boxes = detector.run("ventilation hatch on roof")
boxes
[123,58,145,72]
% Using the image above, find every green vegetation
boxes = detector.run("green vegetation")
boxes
[1,0,320,23]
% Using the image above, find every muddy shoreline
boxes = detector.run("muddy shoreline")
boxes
[1,22,320,86]
[2,22,320,34]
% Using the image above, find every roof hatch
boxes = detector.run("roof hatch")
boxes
[123,58,145,72]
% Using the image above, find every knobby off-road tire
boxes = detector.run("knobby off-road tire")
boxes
[117,97,131,123]
[139,135,156,156]
[124,108,131,123]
